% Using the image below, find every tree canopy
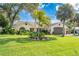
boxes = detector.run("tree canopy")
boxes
[57,3,75,36]
[32,10,51,27]
[0,3,39,27]
[57,4,75,21]
[0,14,9,28]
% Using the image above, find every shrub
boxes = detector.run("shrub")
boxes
[9,28,16,34]
[1,27,16,34]
[41,30,49,34]
[29,32,38,38]
[18,27,30,35]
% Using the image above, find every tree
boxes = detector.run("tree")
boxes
[32,10,51,40]
[32,10,45,23]
[66,20,77,34]
[57,4,75,37]
[24,3,39,13]
[33,10,51,28]
[0,14,9,28]
[74,13,79,26]
[0,3,39,28]
[0,3,23,27]
[72,13,79,35]
[0,3,39,34]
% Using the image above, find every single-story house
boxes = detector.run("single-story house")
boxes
[13,21,50,32]
[13,21,69,34]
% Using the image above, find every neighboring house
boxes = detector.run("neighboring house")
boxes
[50,22,69,34]
[75,27,79,34]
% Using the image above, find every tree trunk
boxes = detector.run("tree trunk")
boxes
[62,20,66,37]
[73,21,76,35]
[37,22,40,40]
[73,27,75,35]
[35,18,40,40]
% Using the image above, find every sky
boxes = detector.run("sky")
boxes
[19,3,79,23]
[19,3,63,23]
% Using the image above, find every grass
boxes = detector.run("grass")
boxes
[0,35,79,56]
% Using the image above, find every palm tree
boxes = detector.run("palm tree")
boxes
[32,10,51,40]
[57,4,75,37]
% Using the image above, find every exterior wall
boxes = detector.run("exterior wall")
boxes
[52,27,69,34]
[13,24,30,31]
[30,28,37,32]
[50,22,69,34]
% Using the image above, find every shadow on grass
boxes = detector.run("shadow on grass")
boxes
[0,38,14,45]
[16,38,32,43]
[50,37,57,40]
[0,38,31,45]
[0,37,57,45]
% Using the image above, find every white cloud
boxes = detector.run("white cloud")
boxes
[38,4,45,9]
[56,3,79,13]
[51,19,61,23]
[70,3,79,13]
[70,3,77,9]
[41,4,46,8]
[38,4,49,9]
[56,5,59,11]
[75,3,79,11]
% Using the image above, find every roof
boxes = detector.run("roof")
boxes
[13,21,44,28]
[51,22,68,29]
[52,22,63,27]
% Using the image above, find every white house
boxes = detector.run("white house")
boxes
[13,21,69,34]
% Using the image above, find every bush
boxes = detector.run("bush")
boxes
[10,28,16,34]
[17,27,30,35]
[29,32,38,38]
[1,27,16,34]
[19,30,30,35]
[0,14,9,28]
[41,30,49,34]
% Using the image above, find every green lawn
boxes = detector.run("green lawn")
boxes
[0,35,79,56]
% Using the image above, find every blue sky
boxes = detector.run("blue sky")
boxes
[19,3,62,23]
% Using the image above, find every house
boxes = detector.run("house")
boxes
[13,21,29,31]
[13,21,50,32]
[13,21,69,34]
